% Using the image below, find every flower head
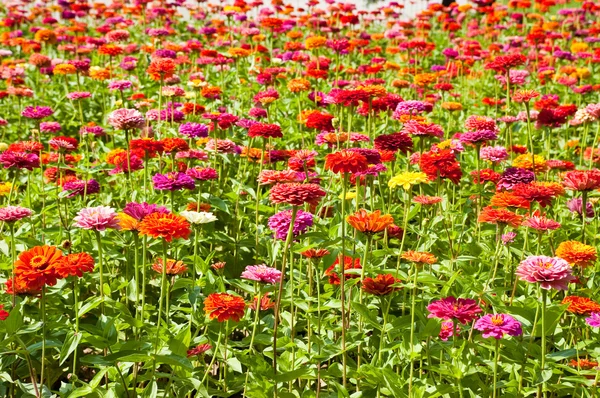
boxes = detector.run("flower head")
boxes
[427,297,483,324]
[0,206,32,223]
[152,258,187,275]
[361,274,401,296]
[180,211,217,225]
[241,264,282,284]
[388,172,429,190]
[268,209,313,240]
[516,255,575,290]
[555,241,597,267]
[74,206,120,231]
[204,293,246,322]
[325,150,369,174]
[562,296,600,315]
[138,213,191,242]
[107,108,145,130]
[269,183,326,207]
[346,209,393,234]
[474,314,523,339]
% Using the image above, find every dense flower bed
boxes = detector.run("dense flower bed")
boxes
[0,0,599,397]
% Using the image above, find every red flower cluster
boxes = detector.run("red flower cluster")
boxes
[419,148,462,184]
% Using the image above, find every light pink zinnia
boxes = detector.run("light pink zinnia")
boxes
[427,296,483,324]
[474,314,522,339]
[107,108,145,130]
[240,264,282,284]
[0,206,32,222]
[516,255,575,290]
[73,206,120,231]
[480,146,509,163]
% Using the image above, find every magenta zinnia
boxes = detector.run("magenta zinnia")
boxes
[515,255,575,290]
[427,297,483,324]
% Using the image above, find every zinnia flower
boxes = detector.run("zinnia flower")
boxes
[361,274,401,295]
[54,252,95,278]
[562,296,600,315]
[325,256,361,285]
[388,171,429,190]
[152,172,195,191]
[268,209,313,240]
[346,209,393,234]
[14,245,64,290]
[324,150,369,174]
[516,255,575,290]
[107,108,145,130]
[401,250,437,265]
[269,183,326,207]
[555,241,597,267]
[180,211,217,225]
[474,314,523,339]
[427,297,483,324]
[152,258,188,275]
[138,213,191,242]
[0,206,33,223]
[240,264,282,284]
[204,293,246,322]
[585,312,600,328]
[562,170,600,191]
[73,206,120,231]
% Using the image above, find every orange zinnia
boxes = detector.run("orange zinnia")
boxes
[489,192,530,209]
[14,245,64,290]
[562,296,600,315]
[555,240,597,267]
[401,250,437,265]
[54,252,95,278]
[204,293,246,322]
[346,209,394,234]
[362,274,402,296]
[478,206,523,228]
[138,213,191,242]
[152,258,188,276]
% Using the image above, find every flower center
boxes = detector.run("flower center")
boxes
[491,314,504,326]
[30,255,47,269]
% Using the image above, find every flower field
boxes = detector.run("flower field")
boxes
[1,0,600,396]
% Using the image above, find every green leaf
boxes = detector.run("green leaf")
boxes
[59,331,82,365]
[351,301,382,331]
[5,302,23,335]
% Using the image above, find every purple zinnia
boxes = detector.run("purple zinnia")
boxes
[459,130,498,144]
[566,197,595,218]
[0,151,40,170]
[108,80,133,91]
[62,179,100,198]
[40,121,61,133]
[393,100,429,118]
[152,172,195,191]
[179,122,209,138]
[268,209,314,240]
[474,314,522,339]
[186,167,218,181]
[123,202,169,221]
[496,167,535,190]
[21,106,53,120]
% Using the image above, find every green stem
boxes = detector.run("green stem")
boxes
[408,264,419,397]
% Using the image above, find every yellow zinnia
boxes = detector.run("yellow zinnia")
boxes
[388,172,429,190]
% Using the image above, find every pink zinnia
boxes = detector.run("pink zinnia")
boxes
[522,214,561,231]
[585,312,600,328]
[439,321,460,341]
[240,264,282,284]
[427,297,483,324]
[73,206,120,231]
[107,108,145,130]
[0,206,32,222]
[480,146,509,163]
[516,255,575,290]
[474,314,522,339]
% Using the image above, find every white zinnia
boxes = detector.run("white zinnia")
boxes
[180,211,217,224]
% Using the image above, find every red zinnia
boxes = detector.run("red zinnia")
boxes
[325,150,369,174]
[269,183,326,206]
[203,293,246,322]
